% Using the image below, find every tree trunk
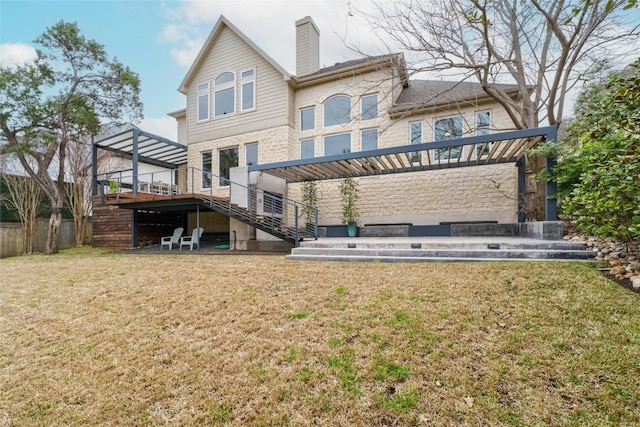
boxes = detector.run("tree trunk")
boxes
[44,206,62,255]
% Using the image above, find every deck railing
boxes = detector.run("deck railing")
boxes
[96,167,318,244]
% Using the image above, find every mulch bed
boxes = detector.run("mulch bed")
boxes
[602,271,640,295]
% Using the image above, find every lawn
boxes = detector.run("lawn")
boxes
[1,247,639,426]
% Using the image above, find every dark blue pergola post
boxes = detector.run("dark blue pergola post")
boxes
[91,135,98,196]
[545,126,558,221]
[517,159,526,222]
[132,128,139,196]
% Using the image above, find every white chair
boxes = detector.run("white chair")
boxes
[161,227,183,251]
[180,227,204,251]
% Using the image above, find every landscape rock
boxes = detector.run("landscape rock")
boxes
[609,265,626,276]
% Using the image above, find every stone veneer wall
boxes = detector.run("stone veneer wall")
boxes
[288,162,519,226]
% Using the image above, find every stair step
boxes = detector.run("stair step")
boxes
[285,253,592,263]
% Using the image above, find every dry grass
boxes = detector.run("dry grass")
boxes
[1,247,639,426]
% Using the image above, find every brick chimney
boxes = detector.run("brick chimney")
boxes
[295,16,320,76]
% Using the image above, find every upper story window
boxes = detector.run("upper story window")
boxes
[476,111,492,157]
[434,116,463,161]
[361,94,378,121]
[301,107,315,131]
[245,142,258,166]
[214,71,235,117]
[300,139,314,159]
[323,95,351,127]
[409,121,423,163]
[324,133,351,156]
[240,69,255,111]
[197,83,209,122]
[361,128,378,151]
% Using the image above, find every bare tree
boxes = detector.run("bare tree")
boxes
[361,0,640,128]
[0,157,47,254]
[64,134,92,247]
[357,0,639,219]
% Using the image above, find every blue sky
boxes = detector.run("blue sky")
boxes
[1,0,371,139]
[1,0,639,140]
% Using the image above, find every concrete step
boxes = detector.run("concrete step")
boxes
[287,237,594,263]
[288,247,592,260]
[285,254,592,263]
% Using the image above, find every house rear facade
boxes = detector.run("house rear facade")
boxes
[93,15,554,250]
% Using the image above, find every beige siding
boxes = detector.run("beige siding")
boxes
[184,27,290,145]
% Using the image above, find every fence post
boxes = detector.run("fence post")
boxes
[294,205,299,247]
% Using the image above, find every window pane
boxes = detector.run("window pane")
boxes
[410,121,422,144]
[241,69,254,78]
[361,94,378,120]
[218,147,238,186]
[434,116,463,161]
[301,108,314,131]
[324,95,351,127]
[201,152,212,188]
[215,72,234,85]
[324,133,351,156]
[300,139,314,159]
[246,143,258,166]
[476,111,492,157]
[215,87,235,117]
[242,81,254,110]
[197,94,209,121]
[361,128,378,151]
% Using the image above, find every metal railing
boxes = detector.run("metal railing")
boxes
[96,167,318,245]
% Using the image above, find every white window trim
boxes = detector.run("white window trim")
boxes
[322,132,352,156]
[409,120,423,164]
[245,142,258,166]
[360,128,378,151]
[196,82,210,123]
[214,71,236,118]
[361,93,378,121]
[300,138,315,159]
[433,115,464,162]
[240,68,256,112]
[323,94,352,128]
[300,106,315,132]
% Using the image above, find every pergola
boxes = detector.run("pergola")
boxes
[250,126,558,221]
[92,125,558,222]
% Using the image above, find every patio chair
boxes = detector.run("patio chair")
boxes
[180,227,204,251]
[160,227,183,251]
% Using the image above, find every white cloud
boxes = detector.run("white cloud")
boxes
[159,0,383,73]
[0,43,37,68]
[139,116,178,141]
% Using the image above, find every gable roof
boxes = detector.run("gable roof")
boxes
[178,15,291,94]
[390,80,521,116]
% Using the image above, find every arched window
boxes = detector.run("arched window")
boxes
[214,72,235,117]
[323,95,351,127]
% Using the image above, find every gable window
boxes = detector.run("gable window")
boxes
[361,94,378,121]
[218,146,238,186]
[197,83,209,122]
[361,128,378,151]
[241,69,255,111]
[434,116,463,161]
[214,71,235,117]
[476,111,492,157]
[300,138,314,159]
[301,107,315,131]
[246,142,258,166]
[201,151,212,188]
[324,133,351,156]
[409,121,423,163]
[324,95,351,127]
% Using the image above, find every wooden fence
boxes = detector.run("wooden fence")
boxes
[0,219,86,258]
